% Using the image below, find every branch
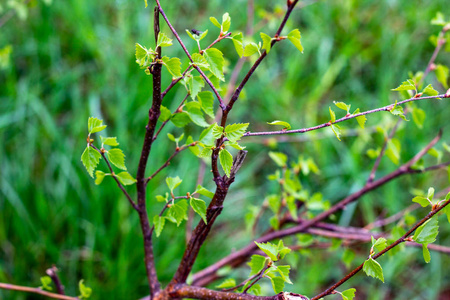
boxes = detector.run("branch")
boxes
[191,134,444,286]
[310,197,450,300]
[89,145,138,211]
[422,27,447,81]
[243,94,446,138]
[0,283,78,300]
[46,266,65,295]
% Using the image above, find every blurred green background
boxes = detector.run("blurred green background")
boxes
[1,0,450,299]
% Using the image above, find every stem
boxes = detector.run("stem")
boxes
[0,283,78,300]
[46,266,65,295]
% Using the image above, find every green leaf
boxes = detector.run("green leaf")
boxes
[329,107,336,122]
[161,56,182,79]
[422,244,431,263]
[88,117,107,134]
[427,187,435,201]
[243,42,260,57]
[100,136,119,146]
[254,241,278,261]
[159,106,172,122]
[79,280,92,299]
[156,194,168,203]
[190,197,207,224]
[231,32,244,58]
[171,112,191,127]
[95,170,106,185]
[194,184,214,198]
[198,30,208,41]
[431,12,446,26]
[268,151,287,167]
[169,199,188,226]
[331,124,341,141]
[334,101,351,113]
[191,53,210,69]
[413,217,439,244]
[363,257,384,283]
[203,48,225,81]
[386,138,401,165]
[352,108,366,129]
[341,288,356,300]
[371,236,387,252]
[157,32,173,48]
[249,254,266,275]
[392,79,416,91]
[40,276,53,291]
[187,75,205,100]
[276,265,293,284]
[216,278,236,289]
[435,64,449,89]
[210,16,221,29]
[225,123,249,142]
[267,195,281,214]
[107,148,127,170]
[115,172,136,185]
[412,196,431,208]
[166,176,182,192]
[81,146,101,178]
[199,123,221,146]
[197,91,215,118]
[153,215,165,237]
[287,29,303,53]
[144,0,147,8]
[185,102,209,127]
[247,284,261,296]
[422,84,439,96]
[443,204,450,224]
[342,249,355,268]
[212,124,224,138]
[219,149,233,177]
[277,240,291,259]
[222,12,231,32]
[412,107,426,129]
[269,277,285,294]
[135,43,149,66]
[267,120,291,130]
[260,32,272,54]
[390,102,408,121]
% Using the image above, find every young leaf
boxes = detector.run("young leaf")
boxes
[243,42,260,57]
[197,91,215,118]
[203,48,225,81]
[260,32,272,53]
[435,64,449,89]
[100,136,118,147]
[352,108,366,129]
[107,148,127,170]
[81,146,101,178]
[386,138,401,165]
[185,102,210,127]
[88,117,107,134]
[427,187,435,201]
[219,149,233,177]
[169,199,188,226]
[95,170,106,185]
[190,197,207,224]
[341,288,356,300]
[413,217,439,245]
[166,176,182,192]
[212,124,225,139]
[191,53,210,69]
[153,215,165,237]
[225,123,249,142]
[254,241,278,261]
[412,196,431,208]
[161,56,182,79]
[199,123,220,146]
[215,278,236,289]
[159,106,172,122]
[269,277,285,294]
[389,102,408,121]
[422,244,431,263]
[78,280,92,299]
[249,254,266,275]
[210,16,221,29]
[135,43,149,66]
[188,75,205,100]
[363,257,384,282]
[267,120,291,130]
[331,124,341,141]
[171,112,191,127]
[422,84,439,96]
[222,12,231,32]
[115,172,136,185]
[231,32,244,57]
[287,29,303,53]
[412,107,426,129]
[277,240,291,259]
[157,32,173,48]
[276,265,293,284]
[40,276,53,291]
[194,184,215,198]
[334,101,351,114]
[371,236,387,252]
[391,79,416,91]
[329,107,336,122]
[268,151,287,167]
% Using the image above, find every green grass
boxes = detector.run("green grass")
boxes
[1,0,449,299]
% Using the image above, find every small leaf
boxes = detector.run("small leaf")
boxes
[435,64,449,89]
[254,241,278,261]
[81,146,101,178]
[210,16,221,29]
[422,84,439,96]
[144,0,147,8]
[219,149,233,177]
[185,102,210,127]
[153,215,165,237]
[79,280,92,299]
[157,32,173,48]
[171,112,191,127]
[216,278,236,289]
[161,56,182,79]
[222,12,231,32]
[135,43,149,66]
[334,101,351,113]
[188,75,205,100]
[115,172,136,185]
[268,151,287,167]
[329,107,336,122]
[287,29,303,53]
[276,265,293,284]
[352,108,366,129]
[427,187,435,201]
[191,53,210,69]
[386,138,401,165]
[341,288,356,300]
[100,136,119,146]
[199,123,220,146]
[267,120,291,130]
[169,199,188,226]
[412,196,431,208]
[194,185,215,198]
[40,276,53,291]
[331,124,341,141]
[371,236,387,252]
[190,197,207,224]
[225,123,249,142]
[249,254,266,275]
[243,42,260,57]
[231,32,244,57]
[413,217,439,245]
[166,176,182,192]
[422,244,431,263]
[390,103,408,121]
[412,107,426,129]
[88,117,107,134]
[203,48,225,81]
[431,12,446,26]
[392,79,416,91]
[363,257,384,282]
[260,32,272,54]
[95,170,106,185]
[197,91,215,118]
[159,106,172,122]
[269,277,285,294]
[107,148,127,170]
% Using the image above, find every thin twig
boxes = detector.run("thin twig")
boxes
[46,266,65,295]
[153,94,189,142]
[0,283,78,300]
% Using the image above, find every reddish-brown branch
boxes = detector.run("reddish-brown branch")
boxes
[46,266,65,295]
[0,283,78,300]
